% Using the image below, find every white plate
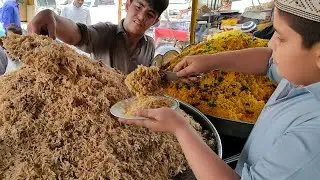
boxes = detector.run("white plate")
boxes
[110,96,179,120]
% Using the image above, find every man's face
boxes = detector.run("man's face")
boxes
[124,0,159,36]
[269,8,320,86]
[74,0,84,7]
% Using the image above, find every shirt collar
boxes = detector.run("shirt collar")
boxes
[116,19,148,42]
[276,80,320,101]
[305,82,320,101]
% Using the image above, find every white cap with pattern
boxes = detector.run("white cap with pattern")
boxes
[275,0,320,22]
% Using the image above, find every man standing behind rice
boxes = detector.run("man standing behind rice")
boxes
[61,0,91,25]
[28,0,169,74]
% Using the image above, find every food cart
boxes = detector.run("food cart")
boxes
[0,0,276,176]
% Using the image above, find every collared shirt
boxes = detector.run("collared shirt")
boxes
[76,19,155,74]
[235,58,320,179]
[0,0,20,29]
[61,4,91,25]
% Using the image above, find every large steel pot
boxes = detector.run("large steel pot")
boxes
[179,100,222,157]
[207,115,254,139]
[174,100,222,180]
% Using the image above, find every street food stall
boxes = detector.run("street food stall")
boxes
[0,0,279,178]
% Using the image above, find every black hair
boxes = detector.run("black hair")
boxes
[130,0,169,16]
[5,23,23,36]
[278,9,320,49]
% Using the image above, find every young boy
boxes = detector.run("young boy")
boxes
[27,0,168,74]
[120,0,320,179]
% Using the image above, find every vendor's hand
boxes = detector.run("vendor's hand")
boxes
[119,108,189,133]
[27,9,57,39]
[174,55,213,77]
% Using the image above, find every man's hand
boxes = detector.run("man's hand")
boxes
[119,108,190,134]
[27,9,57,39]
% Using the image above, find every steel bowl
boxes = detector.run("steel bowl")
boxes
[174,100,223,180]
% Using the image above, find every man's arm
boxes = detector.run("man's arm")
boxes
[75,22,113,55]
[28,9,112,55]
[28,9,81,45]
[175,47,273,77]
[53,12,82,45]
[120,108,240,180]
[210,48,273,75]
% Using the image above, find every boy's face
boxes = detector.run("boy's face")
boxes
[124,0,159,36]
[74,0,84,7]
[269,8,320,86]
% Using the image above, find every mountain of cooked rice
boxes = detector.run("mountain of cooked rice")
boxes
[0,34,190,180]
